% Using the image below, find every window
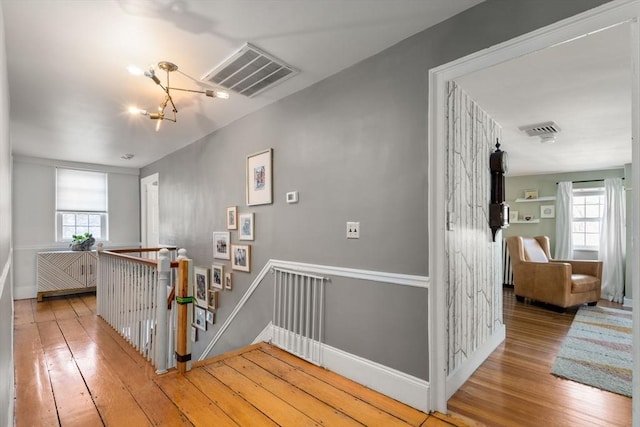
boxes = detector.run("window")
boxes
[56,168,108,241]
[572,187,604,250]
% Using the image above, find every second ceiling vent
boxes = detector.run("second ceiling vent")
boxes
[518,121,561,144]
[202,43,298,98]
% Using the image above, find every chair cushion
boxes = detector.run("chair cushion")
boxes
[571,274,600,293]
[523,238,549,263]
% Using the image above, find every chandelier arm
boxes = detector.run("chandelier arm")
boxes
[170,87,207,95]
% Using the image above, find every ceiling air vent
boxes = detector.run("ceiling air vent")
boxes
[518,121,561,144]
[202,43,298,98]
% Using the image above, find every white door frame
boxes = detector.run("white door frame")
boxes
[140,173,159,248]
[428,0,640,420]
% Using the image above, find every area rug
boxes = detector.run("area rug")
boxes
[551,305,632,397]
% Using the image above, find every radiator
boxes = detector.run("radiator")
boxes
[502,239,514,286]
[272,267,327,366]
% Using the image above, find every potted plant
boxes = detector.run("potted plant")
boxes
[70,232,95,251]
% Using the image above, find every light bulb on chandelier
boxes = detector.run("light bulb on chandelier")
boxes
[128,61,229,129]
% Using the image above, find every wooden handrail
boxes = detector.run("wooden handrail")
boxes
[100,250,158,267]
[109,247,177,254]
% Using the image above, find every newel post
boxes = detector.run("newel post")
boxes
[155,248,170,374]
[176,248,192,373]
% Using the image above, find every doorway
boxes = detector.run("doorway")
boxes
[141,173,160,254]
[427,0,640,421]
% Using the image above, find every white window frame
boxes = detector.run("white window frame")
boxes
[571,187,605,251]
[55,168,109,242]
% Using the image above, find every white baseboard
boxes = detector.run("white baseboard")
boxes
[253,324,430,412]
[446,325,506,399]
[13,285,36,300]
[623,297,632,308]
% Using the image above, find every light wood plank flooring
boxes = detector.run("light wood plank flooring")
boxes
[448,287,632,426]
[14,294,474,427]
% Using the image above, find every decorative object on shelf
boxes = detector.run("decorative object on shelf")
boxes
[213,231,231,260]
[246,148,273,206]
[226,206,238,230]
[509,211,518,222]
[193,306,207,331]
[523,215,534,221]
[225,272,233,291]
[238,212,254,241]
[70,232,95,251]
[524,190,539,200]
[193,267,209,307]
[211,264,224,290]
[489,140,509,240]
[232,244,251,272]
[541,205,556,218]
[128,61,229,131]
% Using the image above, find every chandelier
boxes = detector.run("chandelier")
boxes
[128,61,229,130]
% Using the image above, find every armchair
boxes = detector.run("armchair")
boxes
[506,236,602,310]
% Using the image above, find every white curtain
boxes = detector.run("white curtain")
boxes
[599,177,626,303]
[555,181,573,259]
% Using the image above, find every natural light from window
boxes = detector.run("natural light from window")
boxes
[56,168,108,242]
[572,187,604,250]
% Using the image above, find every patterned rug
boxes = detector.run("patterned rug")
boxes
[551,305,632,397]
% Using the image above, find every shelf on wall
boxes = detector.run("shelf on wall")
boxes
[513,196,556,203]
[511,219,540,224]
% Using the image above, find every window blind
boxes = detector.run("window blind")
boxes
[56,168,107,212]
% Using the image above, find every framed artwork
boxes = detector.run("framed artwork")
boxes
[524,190,539,200]
[232,244,251,272]
[191,325,197,342]
[194,267,209,308]
[206,310,215,324]
[541,205,556,218]
[194,306,207,331]
[226,206,238,230]
[213,231,231,260]
[238,212,254,241]
[225,272,233,291]
[211,264,224,290]
[208,289,219,310]
[246,148,273,206]
[509,210,518,222]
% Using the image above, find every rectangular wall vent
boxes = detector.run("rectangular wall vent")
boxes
[518,121,561,137]
[202,43,298,98]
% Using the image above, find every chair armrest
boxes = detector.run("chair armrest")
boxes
[552,260,602,278]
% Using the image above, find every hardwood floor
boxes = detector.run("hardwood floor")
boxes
[14,294,474,427]
[448,287,633,426]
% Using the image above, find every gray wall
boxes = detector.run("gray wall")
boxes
[142,0,611,381]
[0,2,13,424]
[12,156,140,299]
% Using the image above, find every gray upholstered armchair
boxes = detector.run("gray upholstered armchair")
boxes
[506,236,602,310]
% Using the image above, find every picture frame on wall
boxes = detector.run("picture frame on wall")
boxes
[211,264,224,290]
[541,205,555,218]
[225,272,233,291]
[246,148,273,206]
[226,206,238,230]
[191,325,197,342]
[238,212,254,241]
[208,289,219,310]
[193,267,209,308]
[213,231,231,260]
[232,244,251,272]
[206,310,215,324]
[194,306,207,331]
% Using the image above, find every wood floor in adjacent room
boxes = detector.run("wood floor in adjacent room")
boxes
[448,287,633,427]
[13,294,472,427]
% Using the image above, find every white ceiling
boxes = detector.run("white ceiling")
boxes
[456,22,632,177]
[2,0,483,168]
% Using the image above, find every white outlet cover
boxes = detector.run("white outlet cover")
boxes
[346,221,359,239]
[286,191,298,203]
